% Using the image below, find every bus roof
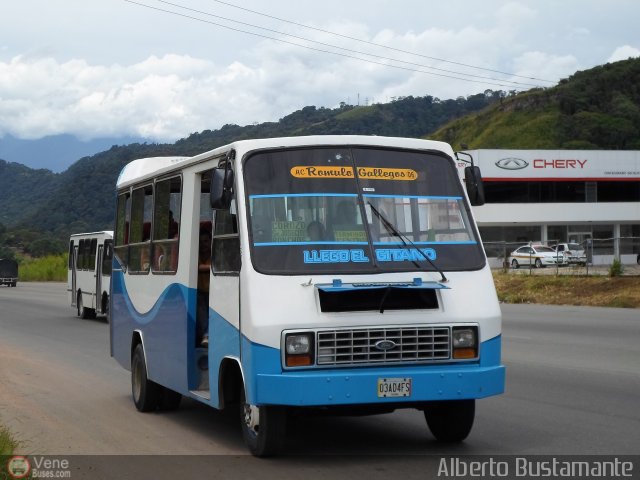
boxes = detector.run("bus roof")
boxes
[70,231,114,239]
[116,135,455,189]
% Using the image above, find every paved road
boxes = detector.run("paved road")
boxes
[1,283,639,477]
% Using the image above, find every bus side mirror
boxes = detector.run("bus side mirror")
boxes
[464,166,485,206]
[210,167,234,210]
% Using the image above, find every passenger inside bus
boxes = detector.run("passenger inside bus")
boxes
[331,200,366,242]
[197,223,212,347]
[306,221,326,241]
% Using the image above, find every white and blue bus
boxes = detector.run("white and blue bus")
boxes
[68,231,113,319]
[110,135,504,456]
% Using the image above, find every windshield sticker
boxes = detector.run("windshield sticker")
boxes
[333,230,368,242]
[357,167,417,180]
[290,166,418,181]
[271,221,306,242]
[291,166,355,179]
[304,249,370,264]
[376,248,437,262]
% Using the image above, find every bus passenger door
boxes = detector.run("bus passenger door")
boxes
[71,245,79,307]
[96,245,104,312]
[207,203,241,404]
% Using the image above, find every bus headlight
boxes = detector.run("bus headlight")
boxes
[452,327,478,359]
[285,333,314,367]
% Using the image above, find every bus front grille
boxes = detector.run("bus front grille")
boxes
[316,326,451,366]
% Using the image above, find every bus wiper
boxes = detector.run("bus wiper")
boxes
[368,202,448,283]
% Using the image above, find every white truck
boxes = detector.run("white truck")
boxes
[554,242,587,265]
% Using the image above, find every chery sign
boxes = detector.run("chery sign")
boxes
[469,149,640,180]
[532,158,588,169]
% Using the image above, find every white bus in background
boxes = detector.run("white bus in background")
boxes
[68,231,113,319]
[110,135,504,456]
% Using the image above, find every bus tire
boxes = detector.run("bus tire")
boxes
[423,399,475,443]
[131,344,161,412]
[77,292,90,319]
[240,387,286,457]
[102,293,109,317]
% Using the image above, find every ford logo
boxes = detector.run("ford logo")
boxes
[374,340,397,351]
[495,157,529,170]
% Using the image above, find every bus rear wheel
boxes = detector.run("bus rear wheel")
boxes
[131,344,161,412]
[423,399,475,442]
[240,388,286,457]
[77,292,95,319]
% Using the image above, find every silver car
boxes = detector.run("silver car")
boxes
[554,242,587,265]
[509,245,565,269]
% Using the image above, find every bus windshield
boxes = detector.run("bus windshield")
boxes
[244,147,485,275]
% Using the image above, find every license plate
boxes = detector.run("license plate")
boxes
[377,377,412,398]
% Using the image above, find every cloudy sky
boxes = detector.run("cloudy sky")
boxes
[1,0,639,144]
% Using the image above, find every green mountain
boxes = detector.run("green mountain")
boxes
[0,161,61,227]
[432,57,640,149]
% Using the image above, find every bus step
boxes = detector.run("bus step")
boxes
[190,389,211,401]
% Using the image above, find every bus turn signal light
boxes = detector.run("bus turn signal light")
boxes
[453,348,477,359]
[286,355,313,367]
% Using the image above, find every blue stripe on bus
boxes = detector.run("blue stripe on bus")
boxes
[111,273,194,394]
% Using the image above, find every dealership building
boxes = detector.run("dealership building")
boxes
[461,149,640,264]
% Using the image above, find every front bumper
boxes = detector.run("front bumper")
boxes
[251,336,505,406]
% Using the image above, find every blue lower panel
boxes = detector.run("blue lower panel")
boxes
[248,335,505,407]
[256,364,504,406]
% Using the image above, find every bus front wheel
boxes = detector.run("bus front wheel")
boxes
[423,399,475,442]
[240,388,286,457]
[131,344,161,412]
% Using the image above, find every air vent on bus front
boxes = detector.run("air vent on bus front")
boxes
[318,285,439,313]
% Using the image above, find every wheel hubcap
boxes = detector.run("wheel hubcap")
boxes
[243,403,260,432]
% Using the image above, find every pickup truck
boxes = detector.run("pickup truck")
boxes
[553,243,587,265]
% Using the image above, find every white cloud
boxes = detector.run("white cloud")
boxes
[2,1,640,145]
[511,52,579,86]
[608,45,640,63]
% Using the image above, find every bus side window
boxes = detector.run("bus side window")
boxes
[212,200,240,274]
[68,240,74,270]
[115,191,131,268]
[102,240,113,276]
[152,176,181,274]
[128,184,153,274]
[90,238,97,272]
[78,240,84,270]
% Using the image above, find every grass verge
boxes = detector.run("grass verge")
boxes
[0,425,18,456]
[493,272,640,308]
[18,254,67,282]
